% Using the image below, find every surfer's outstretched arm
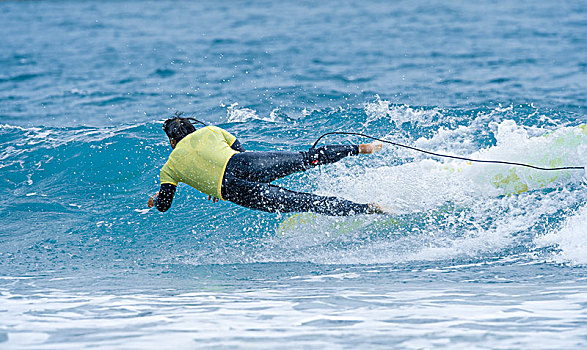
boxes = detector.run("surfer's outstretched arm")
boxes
[147,183,176,212]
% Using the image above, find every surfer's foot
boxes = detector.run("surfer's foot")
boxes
[368,202,393,214]
[359,141,383,154]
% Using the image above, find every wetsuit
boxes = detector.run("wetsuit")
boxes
[154,126,372,216]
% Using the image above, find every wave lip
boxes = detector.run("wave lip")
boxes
[0,105,585,269]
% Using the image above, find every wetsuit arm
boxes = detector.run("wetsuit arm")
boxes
[154,183,176,212]
[231,139,246,152]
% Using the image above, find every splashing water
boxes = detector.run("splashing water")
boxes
[4,103,584,271]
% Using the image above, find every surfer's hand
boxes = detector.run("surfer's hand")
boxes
[208,195,220,203]
[359,141,383,154]
[148,192,159,208]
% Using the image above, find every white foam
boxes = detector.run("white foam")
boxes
[273,119,586,265]
[536,204,587,265]
[363,95,442,127]
[225,102,276,123]
[410,120,586,196]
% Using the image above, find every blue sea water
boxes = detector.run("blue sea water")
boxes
[1,0,586,348]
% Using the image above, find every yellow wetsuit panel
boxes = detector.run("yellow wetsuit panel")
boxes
[159,126,238,200]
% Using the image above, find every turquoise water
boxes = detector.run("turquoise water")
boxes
[1,1,586,348]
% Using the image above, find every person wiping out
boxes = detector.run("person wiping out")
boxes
[147,113,390,215]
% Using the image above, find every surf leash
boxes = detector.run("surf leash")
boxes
[312,131,585,171]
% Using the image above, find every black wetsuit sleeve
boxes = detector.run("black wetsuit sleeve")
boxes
[231,139,246,152]
[154,183,176,212]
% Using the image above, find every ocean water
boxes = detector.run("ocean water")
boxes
[1,0,586,348]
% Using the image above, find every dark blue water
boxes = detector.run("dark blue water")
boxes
[1,1,586,348]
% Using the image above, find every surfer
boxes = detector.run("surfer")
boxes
[147,114,389,215]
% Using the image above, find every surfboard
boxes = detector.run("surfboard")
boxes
[440,124,586,195]
[277,204,456,236]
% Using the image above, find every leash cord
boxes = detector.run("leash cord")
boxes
[312,131,585,171]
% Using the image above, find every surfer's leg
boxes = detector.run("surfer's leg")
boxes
[305,145,360,167]
[222,175,372,216]
[225,145,359,183]
[226,151,307,183]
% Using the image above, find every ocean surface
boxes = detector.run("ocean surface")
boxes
[1,0,586,348]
